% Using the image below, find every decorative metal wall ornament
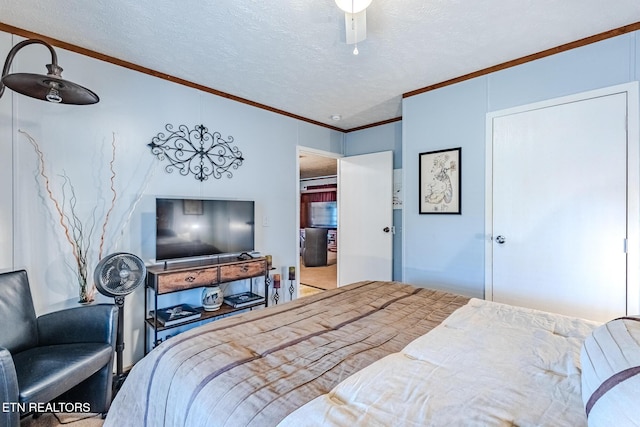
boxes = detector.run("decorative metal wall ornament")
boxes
[148,124,244,181]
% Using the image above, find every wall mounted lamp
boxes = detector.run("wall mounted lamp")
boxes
[335,0,373,55]
[0,38,99,105]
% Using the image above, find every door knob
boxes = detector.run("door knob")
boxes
[383,227,390,233]
[495,235,506,244]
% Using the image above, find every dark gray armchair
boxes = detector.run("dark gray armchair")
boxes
[0,270,118,427]
[302,228,328,267]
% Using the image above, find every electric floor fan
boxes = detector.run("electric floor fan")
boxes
[93,252,146,392]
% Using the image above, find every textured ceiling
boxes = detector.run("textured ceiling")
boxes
[299,153,337,179]
[1,0,640,130]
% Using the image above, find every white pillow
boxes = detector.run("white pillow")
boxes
[580,316,640,426]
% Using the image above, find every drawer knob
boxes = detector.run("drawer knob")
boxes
[185,275,196,282]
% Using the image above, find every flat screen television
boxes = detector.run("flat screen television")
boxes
[309,201,337,228]
[155,198,255,261]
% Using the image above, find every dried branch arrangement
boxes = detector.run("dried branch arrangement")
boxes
[20,130,118,303]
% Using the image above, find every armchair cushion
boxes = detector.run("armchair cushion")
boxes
[13,343,113,404]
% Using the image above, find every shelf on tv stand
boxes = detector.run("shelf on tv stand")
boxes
[145,301,265,332]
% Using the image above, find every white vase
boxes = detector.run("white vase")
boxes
[202,285,223,311]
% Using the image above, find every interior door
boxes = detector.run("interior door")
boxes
[338,151,393,285]
[488,89,632,322]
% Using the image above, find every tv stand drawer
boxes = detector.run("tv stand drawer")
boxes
[219,260,265,282]
[154,267,219,294]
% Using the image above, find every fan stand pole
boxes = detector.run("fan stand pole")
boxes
[93,252,147,397]
[114,295,126,393]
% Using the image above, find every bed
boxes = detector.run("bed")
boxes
[104,280,639,427]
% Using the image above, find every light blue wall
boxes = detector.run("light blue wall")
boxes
[345,121,403,280]
[345,122,402,169]
[4,25,638,362]
[402,30,639,298]
[0,31,343,365]
[488,33,636,111]
[403,78,487,297]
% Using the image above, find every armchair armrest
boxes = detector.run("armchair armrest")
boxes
[37,304,118,346]
[0,347,19,427]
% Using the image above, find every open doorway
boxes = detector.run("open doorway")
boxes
[298,149,339,298]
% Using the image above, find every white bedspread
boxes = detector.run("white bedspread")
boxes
[279,298,599,427]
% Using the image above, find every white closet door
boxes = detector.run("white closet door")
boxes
[489,91,628,322]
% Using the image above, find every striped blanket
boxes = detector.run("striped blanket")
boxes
[104,281,469,427]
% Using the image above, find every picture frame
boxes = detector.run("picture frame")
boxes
[419,147,461,214]
[183,199,204,215]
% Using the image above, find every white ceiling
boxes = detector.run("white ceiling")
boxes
[1,0,640,130]
[299,153,337,179]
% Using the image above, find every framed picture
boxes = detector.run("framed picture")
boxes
[419,147,461,214]
[183,199,203,215]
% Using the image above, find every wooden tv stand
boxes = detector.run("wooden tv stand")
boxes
[144,256,268,353]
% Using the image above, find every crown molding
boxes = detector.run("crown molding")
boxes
[3,21,639,133]
[404,21,640,99]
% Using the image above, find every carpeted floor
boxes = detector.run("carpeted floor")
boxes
[20,412,104,427]
[300,251,337,290]
[299,284,325,298]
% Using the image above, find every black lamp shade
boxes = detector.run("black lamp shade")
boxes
[0,39,99,105]
[2,72,99,105]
